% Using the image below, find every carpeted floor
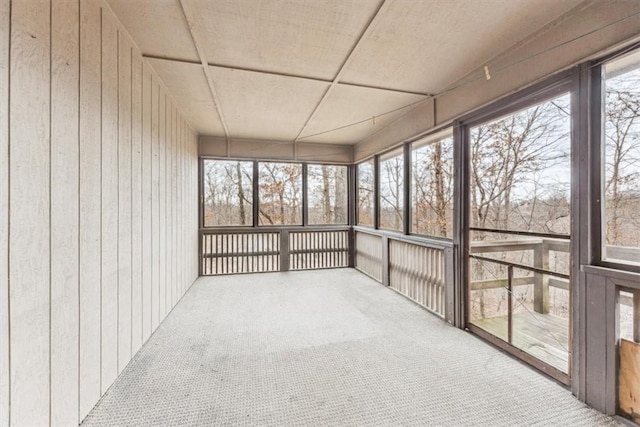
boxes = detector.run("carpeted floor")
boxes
[82,268,619,426]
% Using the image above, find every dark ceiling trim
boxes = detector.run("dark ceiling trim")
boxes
[142,53,433,97]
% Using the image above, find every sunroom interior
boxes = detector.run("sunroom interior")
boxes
[2,0,640,425]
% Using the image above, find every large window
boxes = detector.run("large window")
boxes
[203,159,253,226]
[603,50,640,266]
[411,132,454,238]
[258,162,303,225]
[468,92,572,375]
[357,160,374,226]
[379,149,404,231]
[307,164,348,225]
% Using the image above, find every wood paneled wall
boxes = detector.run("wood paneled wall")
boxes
[0,0,200,425]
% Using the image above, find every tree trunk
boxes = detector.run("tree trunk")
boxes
[334,167,346,223]
[322,166,331,223]
[236,162,246,225]
[433,143,447,236]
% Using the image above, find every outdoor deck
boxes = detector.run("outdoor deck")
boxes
[471,312,569,373]
[82,269,615,426]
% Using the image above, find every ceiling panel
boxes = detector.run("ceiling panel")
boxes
[341,0,584,94]
[298,85,428,144]
[147,59,225,136]
[107,0,199,62]
[191,0,381,80]
[209,66,330,141]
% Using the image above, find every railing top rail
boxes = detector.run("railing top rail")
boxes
[353,226,453,249]
[469,254,570,279]
[470,238,570,253]
[200,225,350,234]
[469,226,570,240]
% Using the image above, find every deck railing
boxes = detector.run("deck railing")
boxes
[354,227,454,319]
[200,226,350,275]
[289,229,349,270]
[469,238,570,314]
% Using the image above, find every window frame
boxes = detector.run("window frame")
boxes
[305,162,350,226]
[199,156,352,230]
[355,157,376,228]
[593,43,640,274]
[200,157,256,228]
[256,160,305,227]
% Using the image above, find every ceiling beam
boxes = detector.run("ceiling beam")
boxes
[142,54,433,97]
[293,0,396,142]
[179,0,230,139]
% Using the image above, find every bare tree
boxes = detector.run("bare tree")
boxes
[203,160,253,226]
[380,154,403,230]
[605,72,640,246]
[412,137,454,237]
[258,162,302,225]
[357,161,375,226]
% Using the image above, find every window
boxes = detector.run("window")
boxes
[379,149,404,231]
[307,164,348,225]
[357,160,374,226]
[603,50,640,265]
[258,162,302,225]
[202,159,253,226]
[470,94,571,236]
[411,132,454,238]
[467,93,572,374]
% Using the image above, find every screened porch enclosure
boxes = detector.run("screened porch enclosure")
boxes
[198,42,640,409]
[4,1,640,426]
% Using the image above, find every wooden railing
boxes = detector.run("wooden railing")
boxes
[354,230,383,281]
[200,226,350,275]
[469,238,570,314]
[354,227,454,319]
[389,240,448,316]
[289,229,349,270]
[201,230,280,275]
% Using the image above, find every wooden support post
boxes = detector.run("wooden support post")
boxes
[633,289,640,343]
[444,247,455,324]
[280,230,289,272]
[534,242,550,314]
[348,227,355,268]
[382,235,389,286]
[508,266,513,344]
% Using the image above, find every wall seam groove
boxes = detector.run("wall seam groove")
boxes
[99,5,103,395]
[48,0,53,424]
[115,27,120,374]
[5,0,11,424]
[129,45,133,363]
[76,0,81,422]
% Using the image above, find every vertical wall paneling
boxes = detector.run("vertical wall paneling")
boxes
[100,10,118,393]
[9,0,51,424]
[151,77,160,330]
[0,0,9,424]
[79,0,102,418]
[50,0,80,424]
[141,63,152,342]
[158,92,166,318]
[117,31,132,373]
[130,49,143,355]
[2,2,199,423]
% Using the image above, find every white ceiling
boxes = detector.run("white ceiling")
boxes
[108,0,585,145]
